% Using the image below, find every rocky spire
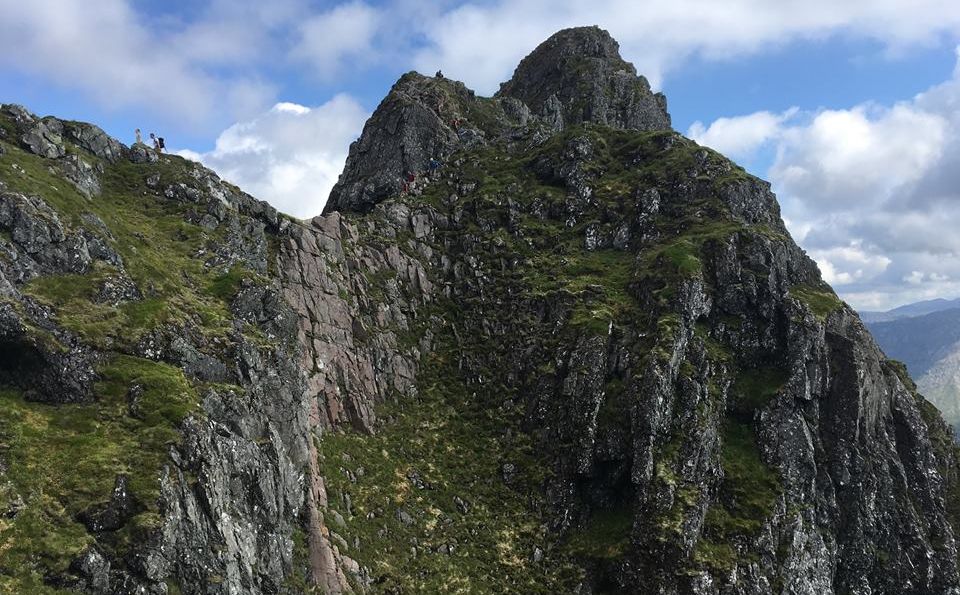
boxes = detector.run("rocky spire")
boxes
[323,73,468,215]
[496,26,671,132]
[323,27,672,215]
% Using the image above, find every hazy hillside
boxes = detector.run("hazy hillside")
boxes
[866,306,960,435]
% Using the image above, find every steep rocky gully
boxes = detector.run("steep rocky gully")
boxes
[1,26,959,595]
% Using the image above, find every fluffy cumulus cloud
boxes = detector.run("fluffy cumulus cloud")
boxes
[771,105,947,210]
[179,95,368,218]
[412,0,960,93]
[691,46,960,310]
[292,1,382,79]
[0,0,285,129]
[688,108,798,161]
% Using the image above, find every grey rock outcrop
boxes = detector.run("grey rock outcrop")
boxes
[324,73,471,214]
[497,26,671,133]
[21,117,67,159]
[324,27,670,216]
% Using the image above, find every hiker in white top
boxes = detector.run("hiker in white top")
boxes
[135,128,142,145]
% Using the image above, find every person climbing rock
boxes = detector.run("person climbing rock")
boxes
[149,133,165,153]
[427,158,442,172]
[436,70,444,79]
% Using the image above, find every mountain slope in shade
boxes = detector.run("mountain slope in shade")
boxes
[1,26,960,595]
[866,307,960,435]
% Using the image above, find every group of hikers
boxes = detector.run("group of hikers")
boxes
[134,128,165,153]
[401,157,444,195]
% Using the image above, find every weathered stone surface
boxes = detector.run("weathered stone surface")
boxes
[64,121,126,162]
[59,153,102,197]
[20,117,66,159]
[78,475,137,533]
[324,73,469,214]
[497,26,671,132]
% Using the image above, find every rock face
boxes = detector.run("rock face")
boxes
[497,26,671,132]
[324,73,466,214]
[2,29,960,595]
[324,26,669,215]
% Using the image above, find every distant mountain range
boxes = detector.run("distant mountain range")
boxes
[863,299,960,435]
[861,297,960,323]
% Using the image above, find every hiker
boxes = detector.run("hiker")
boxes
[436,70,444,79]
[427,158,442,172]
[135,128,142,145]
[149,133,165,153]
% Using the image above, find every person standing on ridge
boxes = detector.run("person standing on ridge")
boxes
[135,128,142,145]
[149,133,165,153]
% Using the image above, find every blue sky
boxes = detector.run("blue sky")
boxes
[2,0,960,311]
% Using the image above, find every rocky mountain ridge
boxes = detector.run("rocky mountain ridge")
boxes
[1,25,959,595]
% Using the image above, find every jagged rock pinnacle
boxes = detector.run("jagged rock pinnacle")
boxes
[323,73,467,215]
[323,27,671,215]
[497,26,670,132]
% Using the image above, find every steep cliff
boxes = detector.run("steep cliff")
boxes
[1,26,960,595]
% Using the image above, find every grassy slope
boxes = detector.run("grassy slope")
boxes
[0,136,252,590]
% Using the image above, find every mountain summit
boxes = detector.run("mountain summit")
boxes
[324,26,669,215]
[1,28,960,595]
[497,26,671,132]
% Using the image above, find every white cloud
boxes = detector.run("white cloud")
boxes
[810,242,892,286]
[292,1,382,79]
[413,0,960,94]
[188,95,368,218]
[688,108,797,160]
[0,0,278,128]
[771,104,947,209]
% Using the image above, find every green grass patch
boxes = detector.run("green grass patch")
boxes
[0,358,197,587]
[318,345,578,593]
[790,285,843,321]
[207,266,247,302]
[566,507,633,560]
[4,145,255,348]
[731,367,788,413]
[696,420,781,575]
